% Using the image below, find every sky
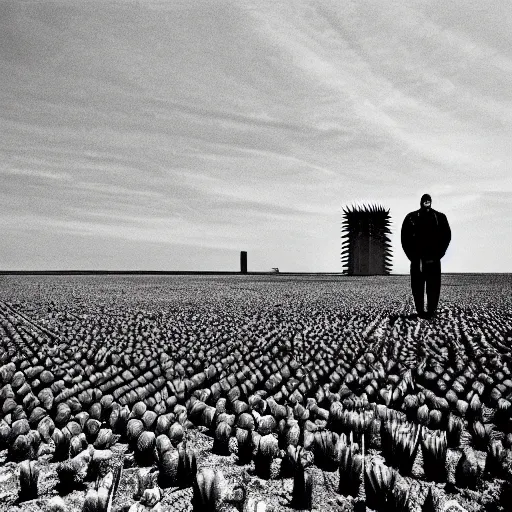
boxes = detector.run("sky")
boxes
[0,0,511,273]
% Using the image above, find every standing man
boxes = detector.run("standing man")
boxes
[401,194,451,319]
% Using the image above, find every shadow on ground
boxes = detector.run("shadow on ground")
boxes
[388,313,419,326]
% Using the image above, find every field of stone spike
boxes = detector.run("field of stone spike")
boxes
[0,274,511,512]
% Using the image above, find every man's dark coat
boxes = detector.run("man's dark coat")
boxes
[401,208,451,262]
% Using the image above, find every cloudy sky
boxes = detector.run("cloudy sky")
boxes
[1,0,511,272]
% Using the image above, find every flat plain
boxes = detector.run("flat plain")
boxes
[0,274,511,511]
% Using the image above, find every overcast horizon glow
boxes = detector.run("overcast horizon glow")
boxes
[1,1,511,273]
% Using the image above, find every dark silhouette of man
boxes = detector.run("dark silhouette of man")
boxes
[401,194,451,319]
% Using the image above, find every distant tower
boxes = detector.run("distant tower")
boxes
[341,204,392,275]
[240,251,247,274]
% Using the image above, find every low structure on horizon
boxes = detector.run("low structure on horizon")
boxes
[240,251,247,274]
[341,204,392,275]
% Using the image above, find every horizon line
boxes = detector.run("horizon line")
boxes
[0,270,510,276]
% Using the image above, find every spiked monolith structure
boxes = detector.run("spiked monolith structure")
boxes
[341,204,392,275]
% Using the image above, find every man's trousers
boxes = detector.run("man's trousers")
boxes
[410,259,441,315]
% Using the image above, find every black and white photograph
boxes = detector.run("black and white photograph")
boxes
[0,1,511,511]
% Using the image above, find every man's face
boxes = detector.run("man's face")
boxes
[422,199,431,210]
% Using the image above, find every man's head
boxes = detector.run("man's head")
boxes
[420,193,432,210]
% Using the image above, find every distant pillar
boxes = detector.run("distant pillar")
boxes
[240,251,247,274]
